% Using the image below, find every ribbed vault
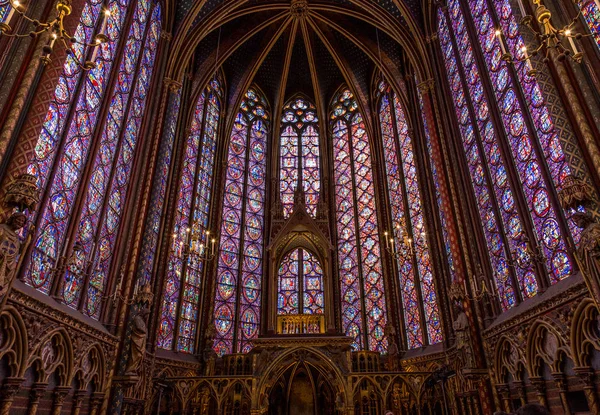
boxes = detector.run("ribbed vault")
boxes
[162,0,434,140]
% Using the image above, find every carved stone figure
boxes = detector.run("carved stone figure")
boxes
[384,322,400,370]
[573,212,600,307]
[203,323,218,376]
[125,306,150,375]
[453,303,474,369]
[0,212,27,299]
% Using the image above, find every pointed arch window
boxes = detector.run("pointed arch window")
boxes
[22,0,162,318]
[157,79,222,353]
[331,88,387,352]
[213,87,269,356]
[438,0,576,309]
[376,82,441,348]
[279,96,320,217]
[580,0,600,51]
[277,248,324,315]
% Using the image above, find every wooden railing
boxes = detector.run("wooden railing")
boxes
[276,314,325,334]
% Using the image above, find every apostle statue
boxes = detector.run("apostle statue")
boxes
[384,322,400,370]
[573,212,600,308]
[125,306,151,375]
[453,303,474,369]
[0,212,27,300]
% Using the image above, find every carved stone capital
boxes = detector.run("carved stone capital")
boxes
[575,367,595,386]
[417,79,435,93]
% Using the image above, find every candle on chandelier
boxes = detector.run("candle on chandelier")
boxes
[211,238,216,256]
[521,46,534,72]
[564,29,580,56]
[4,0,22,25]
[495,30,508,55]
[515,0,526,18]
[384,231,389,248]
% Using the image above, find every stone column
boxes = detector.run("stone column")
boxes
[495,384,511,413]
[529,377,547,408]
[0,377,23,415]
[71,389,87,415]
[552,373,571,415]
[513,380,527,408]
[51,386,70,415]
[89,393,104,415]
[575,367,599,414]
[27,383,47,415]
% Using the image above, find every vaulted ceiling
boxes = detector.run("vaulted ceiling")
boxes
[164,0,435,135]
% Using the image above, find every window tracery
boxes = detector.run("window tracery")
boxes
[331,88,387,352]
[22,0,162,318]
[438,0,576,308]
[213,87,269,356]
[277,248,324,315]
[377,82,441,348]
[279,96,320,217]
[158,78,222,353]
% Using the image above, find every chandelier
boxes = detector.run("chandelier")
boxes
[496,0,591,75]
[0,0,110,70]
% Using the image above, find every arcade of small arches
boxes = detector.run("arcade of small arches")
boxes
[0,0,599,414]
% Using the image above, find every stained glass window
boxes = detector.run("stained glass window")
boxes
[22,1,162,318]
[279,96,320,217]
[377,83,441,348]
[213,87,269,357]
[0,1,11,22]
[157,79,222,353]
[581,0,600,51]
[438,0,575,306]
[277,249,324,315]
[332,88,387,353]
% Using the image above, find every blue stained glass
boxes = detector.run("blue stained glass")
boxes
[25,0,130,294]
[581,0,600,51]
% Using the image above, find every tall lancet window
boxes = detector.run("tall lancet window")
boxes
[438,0,576,309]
[279,96,320,217]
[331,88,387,352]
[277,249,324,315]
[23,0,162,318]
[377,82,441,348]
[213,87,269,356]
[580,0,600,50]
[157,79,222,353]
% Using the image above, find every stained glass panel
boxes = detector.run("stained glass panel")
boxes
[279,97,320,217]
[277,249,324,316]
[214,88,268,356]
[64,0,153,313]
[25,0,130,293]
[332,89,387,352]
[467,0,572,286]
[581,0,600,50]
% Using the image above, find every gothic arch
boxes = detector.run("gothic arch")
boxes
[494,336,525,384]
[571,298,600,368]
[254,346,350,412]
[0,306,28,379]
[26,328,73,386]
[527,320,570,376]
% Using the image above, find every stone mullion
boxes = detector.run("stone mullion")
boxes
[372,92,407,352]
[457,0,549,293]
[438,5,521,312]
[404,76,445,346]
[196,87,229,355]
[509,0,600,199]
[171,95,210,351]
[75,1,156,313]
[484,0,575,265]
[103,30,173,328]
[429,29,489,333]
[147,76,192,347]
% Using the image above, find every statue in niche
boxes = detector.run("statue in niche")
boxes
[0,212,28,299]
[384,322,400,370]
[125,306,151,375]
[453,302,474,369]
[573,212,600,307]
[202,322,218,376]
